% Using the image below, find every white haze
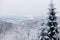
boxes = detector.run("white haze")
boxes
[0,0,60,17]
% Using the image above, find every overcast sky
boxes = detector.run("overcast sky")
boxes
[0,0,60,17]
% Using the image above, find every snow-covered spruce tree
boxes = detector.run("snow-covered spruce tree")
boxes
[37,28,40,40]
[40,28,47,40]
[47,0,59,40]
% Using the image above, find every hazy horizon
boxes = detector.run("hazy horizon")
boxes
[0,0,60,17]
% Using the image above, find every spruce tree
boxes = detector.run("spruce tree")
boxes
[47,0,59,40]
[40,28,47,40]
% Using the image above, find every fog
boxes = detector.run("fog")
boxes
[0,0,60,17]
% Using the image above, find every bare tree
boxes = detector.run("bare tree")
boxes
[27,29,30,40]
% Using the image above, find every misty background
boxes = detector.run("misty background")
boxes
[0,0,60,17]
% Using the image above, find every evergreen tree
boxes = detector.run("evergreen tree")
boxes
[37,28,40,40]
[47,0,59,40]
[40,28,46,40]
